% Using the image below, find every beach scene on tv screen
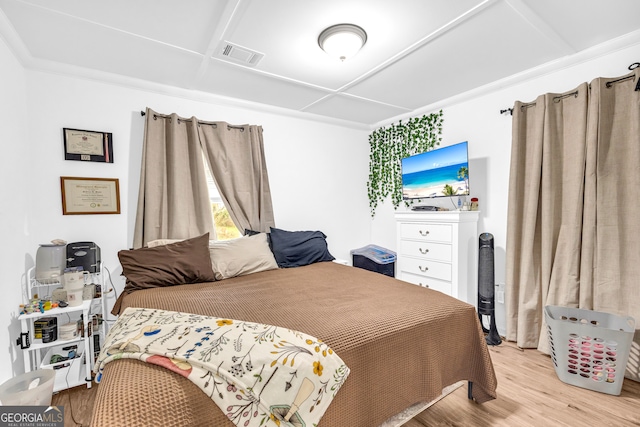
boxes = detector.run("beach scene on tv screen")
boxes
[402,142,469,199]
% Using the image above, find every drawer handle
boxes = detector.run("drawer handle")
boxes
[419,230,430,236]
[419,266,429,272]
[419,283,430,288]
[419,248,429,254]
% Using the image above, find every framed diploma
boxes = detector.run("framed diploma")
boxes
[63,128,114,163]
[60,177,121,215]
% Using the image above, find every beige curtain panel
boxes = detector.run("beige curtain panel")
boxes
[199,123,275,235]
[506,69,640,380]
[133,108,275,248]
[133,108,215,248]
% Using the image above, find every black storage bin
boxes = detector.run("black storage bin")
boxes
[351,245,396,277]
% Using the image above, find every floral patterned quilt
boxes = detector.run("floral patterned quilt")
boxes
[94,307,350,427]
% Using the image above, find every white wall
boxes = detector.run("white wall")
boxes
[0,35,30,381]
[25,72,371,249]
[1,64,370,382]
[371,39,640,336]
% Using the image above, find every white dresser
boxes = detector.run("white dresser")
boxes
[395,210,479,306]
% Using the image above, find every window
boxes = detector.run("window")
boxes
[204,158,240,240]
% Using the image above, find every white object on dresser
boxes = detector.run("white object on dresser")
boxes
[395,211,479,306]
[18,267,107,392]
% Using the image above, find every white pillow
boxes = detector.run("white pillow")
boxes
[209,233,278,280]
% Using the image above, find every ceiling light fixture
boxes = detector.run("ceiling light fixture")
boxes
[318,23,367,62]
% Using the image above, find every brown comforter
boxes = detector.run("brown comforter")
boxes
[92,262,497,426]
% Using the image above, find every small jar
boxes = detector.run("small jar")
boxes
[470,197,479,211]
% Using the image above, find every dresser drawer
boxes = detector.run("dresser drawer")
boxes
[400,271,452,295]
[401,257,451,281]
[400,223,452,242]
[399,240,452,262]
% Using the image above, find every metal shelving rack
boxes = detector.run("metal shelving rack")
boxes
[17,267,107,392]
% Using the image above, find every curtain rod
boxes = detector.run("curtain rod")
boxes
[140,110,246,130]
[502,91,579,115]
[553,90,578,102]
[605,75,634,88]
[500,62,640,114]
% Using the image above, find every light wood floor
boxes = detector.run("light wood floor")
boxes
[52,340,640,427]
[411,341,640,427]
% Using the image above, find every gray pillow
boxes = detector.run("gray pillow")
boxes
[209,233,278,280]
[269,227,335,268]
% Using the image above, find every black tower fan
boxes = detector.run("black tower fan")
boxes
[478,233,502,346]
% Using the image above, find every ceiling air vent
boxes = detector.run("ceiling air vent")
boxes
[215,41,264,67]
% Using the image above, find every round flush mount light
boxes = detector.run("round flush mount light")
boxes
[318,23,367,61]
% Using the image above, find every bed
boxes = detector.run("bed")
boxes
[91,232,497,427]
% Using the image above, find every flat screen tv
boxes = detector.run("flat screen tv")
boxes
[401,141,469,200]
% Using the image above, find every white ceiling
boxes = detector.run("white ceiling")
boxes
[1,0,639,128]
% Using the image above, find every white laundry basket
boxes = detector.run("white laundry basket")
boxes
[544,305,635,395]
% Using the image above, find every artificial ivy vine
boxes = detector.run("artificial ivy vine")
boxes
[367,110,444,217]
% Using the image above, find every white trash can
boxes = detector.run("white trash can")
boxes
[0,369,56,406]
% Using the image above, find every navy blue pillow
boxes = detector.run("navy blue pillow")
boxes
[269,227,335,268]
